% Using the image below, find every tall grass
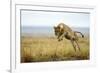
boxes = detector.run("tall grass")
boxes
[21,36,89,63]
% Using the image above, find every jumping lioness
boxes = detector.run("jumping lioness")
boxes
[54,23,84,51]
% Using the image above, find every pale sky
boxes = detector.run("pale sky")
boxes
[21,10,90,28]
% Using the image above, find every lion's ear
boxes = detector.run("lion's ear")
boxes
[59,25,63,32]
[60,25,63,29]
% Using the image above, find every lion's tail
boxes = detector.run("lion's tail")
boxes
[74,31,84,38]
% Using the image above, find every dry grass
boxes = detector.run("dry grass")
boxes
[21,36,89,63]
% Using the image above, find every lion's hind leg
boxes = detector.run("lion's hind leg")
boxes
[75,40,80,51]
[70,40,77,52]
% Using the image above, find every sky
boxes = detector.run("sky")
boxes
[21,10,90,28]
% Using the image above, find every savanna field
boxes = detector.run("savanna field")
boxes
[21,36,89,63]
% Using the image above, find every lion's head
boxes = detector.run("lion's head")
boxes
[54,23,64,35]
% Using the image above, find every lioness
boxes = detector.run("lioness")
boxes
[54,23,84,51]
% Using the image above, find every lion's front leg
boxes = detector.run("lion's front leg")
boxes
[58,37,63,41]
[58,32,66,41]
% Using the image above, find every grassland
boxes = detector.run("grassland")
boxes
[21,36,89,63]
